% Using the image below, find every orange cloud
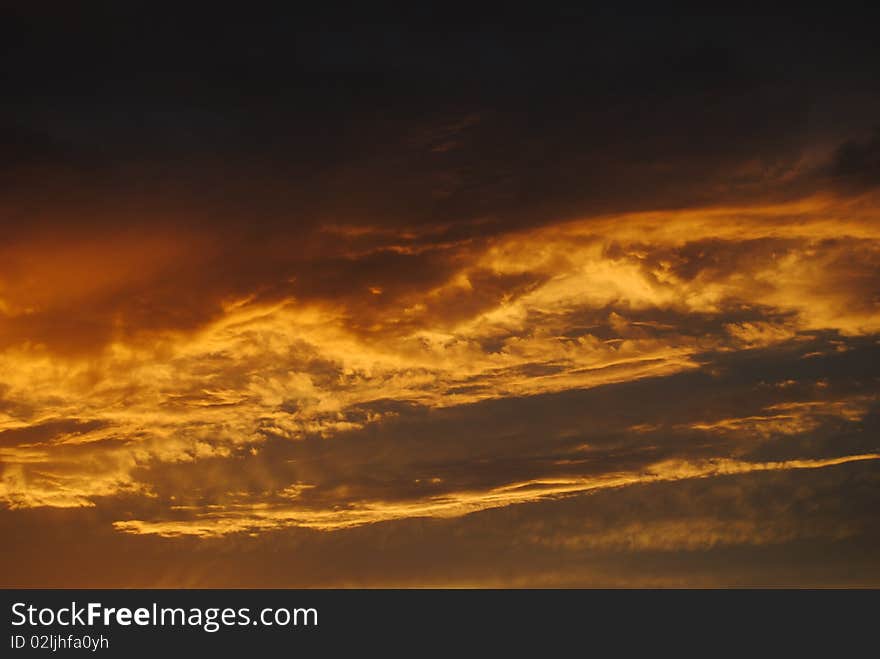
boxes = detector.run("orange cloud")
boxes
[1,193,878,544]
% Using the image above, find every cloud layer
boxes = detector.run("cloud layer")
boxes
[2,8,879,586]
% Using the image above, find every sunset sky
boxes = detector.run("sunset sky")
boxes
[2,7,879,586]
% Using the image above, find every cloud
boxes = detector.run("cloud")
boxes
[830,128,880,191]
[2,9,880,585]
[111,453,880,537]
[1,194,879,528]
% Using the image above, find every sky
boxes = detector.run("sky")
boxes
[1,7,880,586]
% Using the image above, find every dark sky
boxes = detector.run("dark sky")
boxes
[1,7,879,586]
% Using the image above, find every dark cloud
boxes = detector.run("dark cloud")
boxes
[2,8,879,236]
[0,419,107,448]
[3,458,879,587]
[831,129,880,191]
